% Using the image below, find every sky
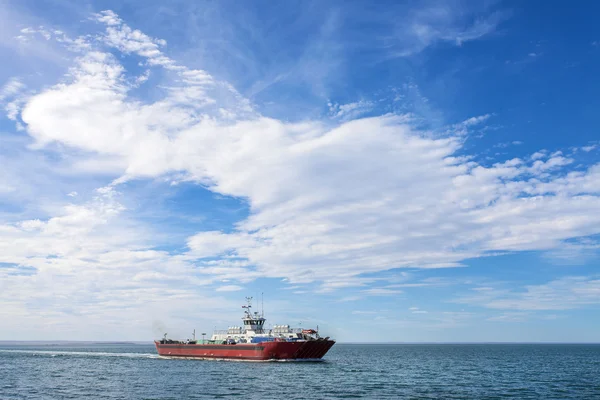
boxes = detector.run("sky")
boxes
[0,0,599,343]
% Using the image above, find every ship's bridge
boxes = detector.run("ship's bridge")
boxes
[243,316,266,333]
[241,296,266,334]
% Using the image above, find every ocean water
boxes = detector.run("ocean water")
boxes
[1,343,599,399]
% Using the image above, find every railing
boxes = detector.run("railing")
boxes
[212,328,306,335]
[212,330,245,335]
[272,328,303,334]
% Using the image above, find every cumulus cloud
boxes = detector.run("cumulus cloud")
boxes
[15,11,600,291]
[2,10,600,339]
[0,185,240,339]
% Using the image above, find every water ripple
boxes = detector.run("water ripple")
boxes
[1,344,599,399]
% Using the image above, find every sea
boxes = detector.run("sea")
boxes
[1,343,599,399]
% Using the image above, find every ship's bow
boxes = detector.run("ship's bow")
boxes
[263,340,335,360]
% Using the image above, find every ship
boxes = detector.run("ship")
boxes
[154,297,335,361]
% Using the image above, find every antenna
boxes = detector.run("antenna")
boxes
[261,292,264,317]
[243,296,253,318]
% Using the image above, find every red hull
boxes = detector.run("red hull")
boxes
[154,340,335,361]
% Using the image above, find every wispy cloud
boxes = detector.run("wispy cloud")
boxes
[328,100,374,120]
[455,277,600,311]
[461,114,491,127]
[9,11,600,293]
[382,3,509,58]
[543,239,600,265]
[1,7,599,340]
[161,1,509,105]
[486,312,529,322]
[0,78,25,101]
[352,310,379,315]
[361,288,403,296]
[215,285,244,292]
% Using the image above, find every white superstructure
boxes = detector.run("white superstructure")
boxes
[209,297,316,344]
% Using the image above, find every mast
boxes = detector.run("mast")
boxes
[261,292,264,317]
[242,296,253,318]
[241,295,266,334]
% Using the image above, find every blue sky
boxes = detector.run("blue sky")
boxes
[1,0,599,342]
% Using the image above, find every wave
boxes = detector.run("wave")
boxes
[0,349,159,359]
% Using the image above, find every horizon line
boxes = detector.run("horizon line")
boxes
[1,340,599,345]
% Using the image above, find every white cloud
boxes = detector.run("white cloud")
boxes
[2,10,600,335]
[530,151,546,160]
[543,239,600,265]
[0,183,16,193]
[215,285,244,292]
[461,114,491,127]
[529,155,573,173]
[0,185,243,339]
[14,13,600,292]
[187,231,256,259]
[455,277,600,311]
[18,26,52,41]
[387,5,507,57]
[0,78,25,101]
[362,288,403,296]
[0,77,29,122]
[328,100,374,120]
[92,10,121,26]
[582,145,597,152]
